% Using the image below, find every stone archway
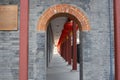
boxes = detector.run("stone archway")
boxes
[36,4,91,80]
[37,4,90,31]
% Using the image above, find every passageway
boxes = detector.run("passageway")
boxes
[47,53,79,80]
[46,17,81,80]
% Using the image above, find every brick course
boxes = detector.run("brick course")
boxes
[37,4,90,31]
[0,0,114,80]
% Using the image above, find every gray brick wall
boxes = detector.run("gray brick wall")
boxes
[80,0,114,80]
[0,0,20,80]
[29,0,114,80]
[0,0,114,80]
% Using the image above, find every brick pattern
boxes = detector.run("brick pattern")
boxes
[29,0,114,80]
[0,0,20,80]
[37,4,90,31]
[0,0,114,80]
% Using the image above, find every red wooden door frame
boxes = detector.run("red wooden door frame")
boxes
[20,0,29,80]
[114,0,120,80]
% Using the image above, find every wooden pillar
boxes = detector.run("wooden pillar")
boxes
[72,22,77,70]
[114,0,120,80]
[64,42,67,61]
[66,38,69,62]
[63,42,65,60]
[64,40,67,61]
[60,45,62,56]
[20,0,29,80]
[68,33,72,65]
[62,44,63,57]
[61,43,64,58]
[61,45,62,56]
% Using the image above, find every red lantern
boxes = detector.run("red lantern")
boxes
[64,21,73,31]
[62,29,69,35]
[57,29,68,45]
[57,20,79,49]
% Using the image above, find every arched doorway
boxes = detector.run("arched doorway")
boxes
[37,4,90,80]
[37,4,90,31]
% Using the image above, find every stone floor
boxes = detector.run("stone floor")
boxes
[47,53,79,80]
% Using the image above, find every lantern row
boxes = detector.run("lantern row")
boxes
[57,18,78,70]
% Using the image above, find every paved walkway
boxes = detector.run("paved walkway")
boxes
[47,53,79,80]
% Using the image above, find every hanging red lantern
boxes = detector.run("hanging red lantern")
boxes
[60,32,66,42]
[57,19,79,48]
[64,21,79,31]
[64,21,73,31]
[58,29,68,45]
[62,29,69,35]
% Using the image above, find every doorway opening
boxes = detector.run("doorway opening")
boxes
[37,4,90,80]
[46,16,82,80]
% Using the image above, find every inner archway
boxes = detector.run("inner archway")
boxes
[37,4,90,80]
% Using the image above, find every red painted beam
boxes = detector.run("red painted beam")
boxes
[72,22,77,70]
[20,0,29,80]
[114,0,120,80]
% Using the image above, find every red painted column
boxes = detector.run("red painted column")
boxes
[64,41,67,61]
[114,0,120,80]
[61,44,64,58]
[66,38,69,62]
[60,45,62,56]
[20,0,29,80]
[72,22,77,70]
[64,42,66,61]
[63,42,65,60]
[68,33,72,65]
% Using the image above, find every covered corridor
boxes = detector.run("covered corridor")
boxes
[46,16,82,80]
[47,53,79,80]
